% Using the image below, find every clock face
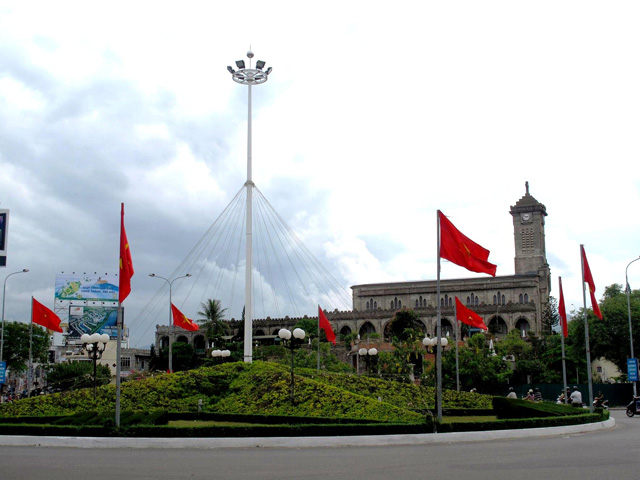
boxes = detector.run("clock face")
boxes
[521,213,531,222]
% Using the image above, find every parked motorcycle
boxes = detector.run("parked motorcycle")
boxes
[625,396,640,417]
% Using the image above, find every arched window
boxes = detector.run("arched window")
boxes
[390,300,394,309]
[519,294,523,304]
[524,293,529,303]
[449,297,453,307]
[374,301,377,310]
[502,294,505,305]
[366,301,370,310]
[475,296,479,306]
[466,296,471,305]
[415,300,419,309]
[493,295,497,305]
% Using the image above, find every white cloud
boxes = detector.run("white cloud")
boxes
[1,1,639,346]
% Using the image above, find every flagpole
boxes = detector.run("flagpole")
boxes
[28,297,33,399]
[559,277,569,404]
[317,306,320,371]
[580,245,595,413]
[436,210,443,423]
[454,300,460,392]
[115,303,122,427]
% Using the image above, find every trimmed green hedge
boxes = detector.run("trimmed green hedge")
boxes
[492,397,589,419]
[439,412,607,433]
[168,412,382,425]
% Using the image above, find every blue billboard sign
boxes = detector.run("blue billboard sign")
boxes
[628,358,638,382]
[0,361,6,384]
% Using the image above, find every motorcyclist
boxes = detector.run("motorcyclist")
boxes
[593,391,608,409]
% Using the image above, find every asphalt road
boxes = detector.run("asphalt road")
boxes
[0,410,638,480]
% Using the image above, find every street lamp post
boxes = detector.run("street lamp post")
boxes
[626,256,640,396]
[424,335,448,407]
[211,349,231,361]
[278,328,305,404]
[81,333,109,400]
[358,347,378,375]
[149,273,192,373]
[227,52,272,364]
[1,268,29,363]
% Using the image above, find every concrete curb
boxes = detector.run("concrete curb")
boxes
[0,417,616,449]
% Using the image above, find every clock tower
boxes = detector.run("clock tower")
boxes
[510,182,550,288]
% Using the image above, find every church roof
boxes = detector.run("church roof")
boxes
[510,182,547,215]
[513,192,542,207]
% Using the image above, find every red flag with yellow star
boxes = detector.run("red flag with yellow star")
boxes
[581,245,602,319]
[171,303,199,331]
[32,297,63,333]
[439,211,497,276]
[455,297,487,330]
[119,203,134,303]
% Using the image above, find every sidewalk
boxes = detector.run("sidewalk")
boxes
[0,417,615,449]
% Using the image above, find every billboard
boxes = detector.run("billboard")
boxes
[55,273,118,301]
[0,209,8,267]
[67,305,121,339]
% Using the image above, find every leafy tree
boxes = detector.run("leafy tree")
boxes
[567,284,640,377]
[541,296,560,336]
[197,299,229,345]
[153,342,198,372]
[437,333,511,391]
[47,361,110,392]
[384,308,424,342]
[293,318,319,339]
[378,309,425,382]
[1,321,50,373]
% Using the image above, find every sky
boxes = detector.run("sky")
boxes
[1,1,639,348]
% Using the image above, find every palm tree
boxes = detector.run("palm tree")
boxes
[197,299,230,347]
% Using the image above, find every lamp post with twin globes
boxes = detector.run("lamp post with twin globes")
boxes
[278,328,305,404]
[81,333,110,400]
[358,347,378,375]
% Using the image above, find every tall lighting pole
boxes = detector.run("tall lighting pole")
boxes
[227,51,272,363]
[1,268,29,362]
[626,256,640,396]
[149,273,192,373]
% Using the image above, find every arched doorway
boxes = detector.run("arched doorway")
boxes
[340,325,352,337]
[193,335,206,352]
[515,318,531,337]
[488,316,508,337]
[359,322,376,337]
[441,318,454,338]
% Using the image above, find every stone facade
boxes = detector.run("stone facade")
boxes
[155,185,551,349]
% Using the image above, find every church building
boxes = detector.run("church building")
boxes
[156,185,551,349]
[331,184,551,340]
